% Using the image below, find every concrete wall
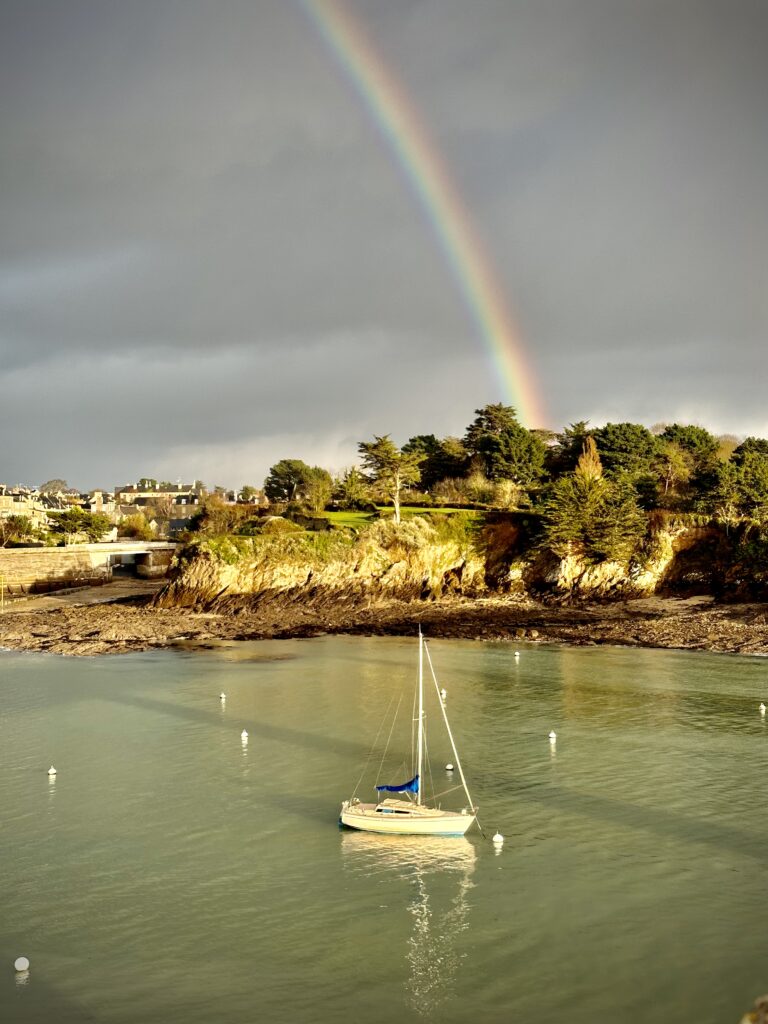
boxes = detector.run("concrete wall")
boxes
[0,543,176,594]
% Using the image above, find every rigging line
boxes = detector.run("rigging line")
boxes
[352,688,398,798]
[423,640,478,813]
[429,784,464,800]
[411,678,418,779]
[423,724,437,806]
[375,691,404,791]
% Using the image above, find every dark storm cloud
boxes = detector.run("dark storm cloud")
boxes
[1,0,767,487]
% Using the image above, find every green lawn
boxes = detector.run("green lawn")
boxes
[322,507,485,529]
[323,510,377,529]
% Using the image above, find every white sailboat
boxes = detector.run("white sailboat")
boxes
[339,630,477,836]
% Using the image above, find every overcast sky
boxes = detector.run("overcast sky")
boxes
[1,0,766,490]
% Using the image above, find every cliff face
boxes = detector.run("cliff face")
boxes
[526,524,723,601]
[155,518,488,610]
[155,516,763,611]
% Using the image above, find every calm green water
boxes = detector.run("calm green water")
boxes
[2,636,768,1023]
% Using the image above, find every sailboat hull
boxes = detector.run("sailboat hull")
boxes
[340,800,475,836]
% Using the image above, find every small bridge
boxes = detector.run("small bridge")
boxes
[0,542,178,596]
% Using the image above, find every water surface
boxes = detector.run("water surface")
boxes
[2,637,767,1022]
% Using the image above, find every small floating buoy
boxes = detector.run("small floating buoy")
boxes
[14,957,29,972]
[240,729,248,745]
[760,703,766,715]
[492,832,504,846]
[445,763,454,772]
[47,766,56,776]
[440,688,447,701]
[514,651,520,659]
[219,693,226,702]
[548,731,557,741]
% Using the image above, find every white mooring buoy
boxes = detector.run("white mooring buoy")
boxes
[548,731,557,741]
[14,957,29,973]
[440,688,447,701]
[514,651,520,659]
[219,693,226,703]
[445,763,454,772]
[760,703,766,715]
[47,766,57,776]
[492,832,504,846]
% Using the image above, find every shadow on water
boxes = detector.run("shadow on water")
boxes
[494,776,768,864]
[103,690,373,762]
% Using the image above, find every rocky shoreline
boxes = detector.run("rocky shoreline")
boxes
[1,585,767,657]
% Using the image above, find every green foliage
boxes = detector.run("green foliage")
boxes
[204,535,253,564]
[591,422,660,479]
[541,444,646,563]
[264,459,311,502]
[188,496,250,535]
[200,528,354,567]
[654,439,694,503]
[358,435,424,524]
[545,421,592,476]
[365,515,437,553]
[332,467,370,509]
[119,513,155,541]
[403,435,468,489]
[259,517,304,535]
[734,526,768,572]
[49,508,112,543]
[264,459,332,511]
[733,449,768,521]
[303,466,333,513]
[658,424,719,467]
[426,510,483,551]
[731,437,768,467]
[463,404,545,485]
[695,448,768,525]
[0,515,37,547]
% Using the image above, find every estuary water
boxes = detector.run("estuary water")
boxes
[1,636,767,1024]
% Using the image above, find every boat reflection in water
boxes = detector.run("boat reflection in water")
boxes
[341,833,476,1016]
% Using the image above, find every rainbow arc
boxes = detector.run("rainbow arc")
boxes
[301,0,546,427]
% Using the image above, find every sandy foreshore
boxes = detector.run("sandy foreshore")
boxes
[1,582,768,656]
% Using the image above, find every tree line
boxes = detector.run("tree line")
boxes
[260,404,768,561]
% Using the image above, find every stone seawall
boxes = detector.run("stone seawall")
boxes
[0,544,175,595]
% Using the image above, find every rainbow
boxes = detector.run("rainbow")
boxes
[300,0,547,428]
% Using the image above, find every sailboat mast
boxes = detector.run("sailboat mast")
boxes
[417,628,424,805]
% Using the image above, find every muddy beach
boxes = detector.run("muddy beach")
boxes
[1,582,767,657]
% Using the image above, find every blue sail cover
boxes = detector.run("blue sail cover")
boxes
[376,775,419,794]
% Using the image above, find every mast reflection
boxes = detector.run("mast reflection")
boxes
[341,833,476,1016]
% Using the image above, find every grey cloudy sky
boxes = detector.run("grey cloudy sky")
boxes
[1,0,766,490]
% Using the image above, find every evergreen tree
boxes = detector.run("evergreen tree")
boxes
[264,459,331,510]
[358,435,424,524]
[403,435,468,490]
[592,422,660,478]
[463,404,545,484]
[545,421,592,477]
[541,439,646,562]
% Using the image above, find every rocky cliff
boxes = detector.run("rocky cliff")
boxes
[155,517,488,611]
[155,514,766,611]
